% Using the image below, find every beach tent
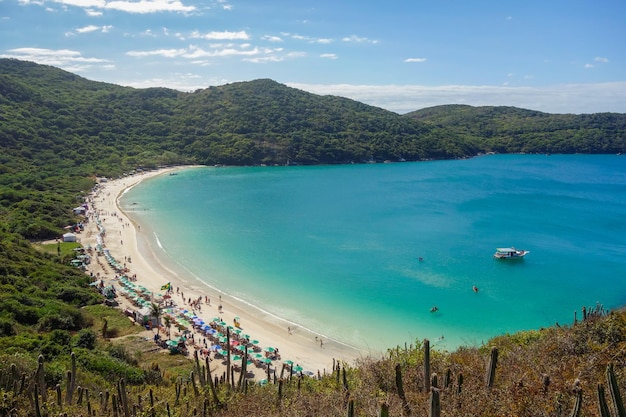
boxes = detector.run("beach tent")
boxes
[62,232,77,242]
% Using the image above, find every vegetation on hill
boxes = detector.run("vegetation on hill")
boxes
[0,58,625,415]
[408,104,626,154]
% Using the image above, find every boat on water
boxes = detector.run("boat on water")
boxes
[494,247,529,259]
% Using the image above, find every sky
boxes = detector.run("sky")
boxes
[1,0,625,114]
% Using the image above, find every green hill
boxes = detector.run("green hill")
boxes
[407,104,626,154]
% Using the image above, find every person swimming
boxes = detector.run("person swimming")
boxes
[473,285,479,292]
[430,306,439,313]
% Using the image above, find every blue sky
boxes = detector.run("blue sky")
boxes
[1,0,625,114]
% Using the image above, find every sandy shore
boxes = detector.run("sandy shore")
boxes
[80,167,363,380]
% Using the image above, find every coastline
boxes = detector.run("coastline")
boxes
[82,167,364,378]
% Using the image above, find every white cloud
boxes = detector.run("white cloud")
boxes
[320,53,337,59]
[126,48,186,58]
[584,63,594,69]
[0,47,109,72]
[76,24,112,33]
[594,56,609,63]
[342,35,378,44]
[191,30,249,40]
[262,35,282,42]
[286,82,626,114]
[45,0,195,14]
[404,58,427,63]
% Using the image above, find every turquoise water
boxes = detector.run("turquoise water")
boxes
[120,154,626,353]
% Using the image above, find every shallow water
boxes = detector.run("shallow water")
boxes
[120,154,626,353]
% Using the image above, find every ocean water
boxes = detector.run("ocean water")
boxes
[120,154,626,353]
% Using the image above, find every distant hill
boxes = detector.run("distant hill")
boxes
[407,104,626,154]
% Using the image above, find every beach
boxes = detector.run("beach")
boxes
[80,167,363,380]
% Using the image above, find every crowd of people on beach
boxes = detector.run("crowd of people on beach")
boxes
[74,174,334,380]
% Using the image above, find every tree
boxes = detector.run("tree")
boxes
[149,302,162,334]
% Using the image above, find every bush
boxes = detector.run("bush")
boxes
[75,329,97,350]
[0,318,16,336]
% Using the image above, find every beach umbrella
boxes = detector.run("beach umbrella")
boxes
[254,353,264,359]
[292,365,303,373]
[284,360,294,366]
[263,347,276,353]
[231,355,242,362]
[166,340,178,347]
[261,358,272,364]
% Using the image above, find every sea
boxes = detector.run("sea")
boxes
[119,154,626,354]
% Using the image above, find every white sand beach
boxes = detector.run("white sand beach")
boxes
[80,167,363,381]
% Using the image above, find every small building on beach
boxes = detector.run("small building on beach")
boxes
[62,232,77,242]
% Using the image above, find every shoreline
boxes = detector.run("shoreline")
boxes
[82,167,364,378]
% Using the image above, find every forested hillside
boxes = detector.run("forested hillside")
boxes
[408,104,626,154]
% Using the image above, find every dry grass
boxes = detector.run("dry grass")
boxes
[2,308,626,416]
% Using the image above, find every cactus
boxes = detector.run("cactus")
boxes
[432,372,440,389]
[346,397,354,417]
[457,372,464,395]
[444,368,452,389]
[598,384,612,417]
[570,380,582,417]
[277,379,283,405]
[34,383,42,417]
[379,401,389,417]
[56,384,62,408]
[66,352,77,405]
[607,363,626,417]
[204,357,221,406]
[424,339,431,392]
[37,355,46,404]
[118,378,130,417]
[430,387,441,417]
[395,364,412,416]
[190,370,199,397]
[112,394,119,417]
[486,347,498,389]
[194,350,206,388]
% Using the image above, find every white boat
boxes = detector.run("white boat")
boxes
[494,247,529,259]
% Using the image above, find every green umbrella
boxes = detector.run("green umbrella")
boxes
[292,365,303,372]
[284,360,294,365]
[231,355,242,362]
[261,358,272,364]
[263,347,276,353]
